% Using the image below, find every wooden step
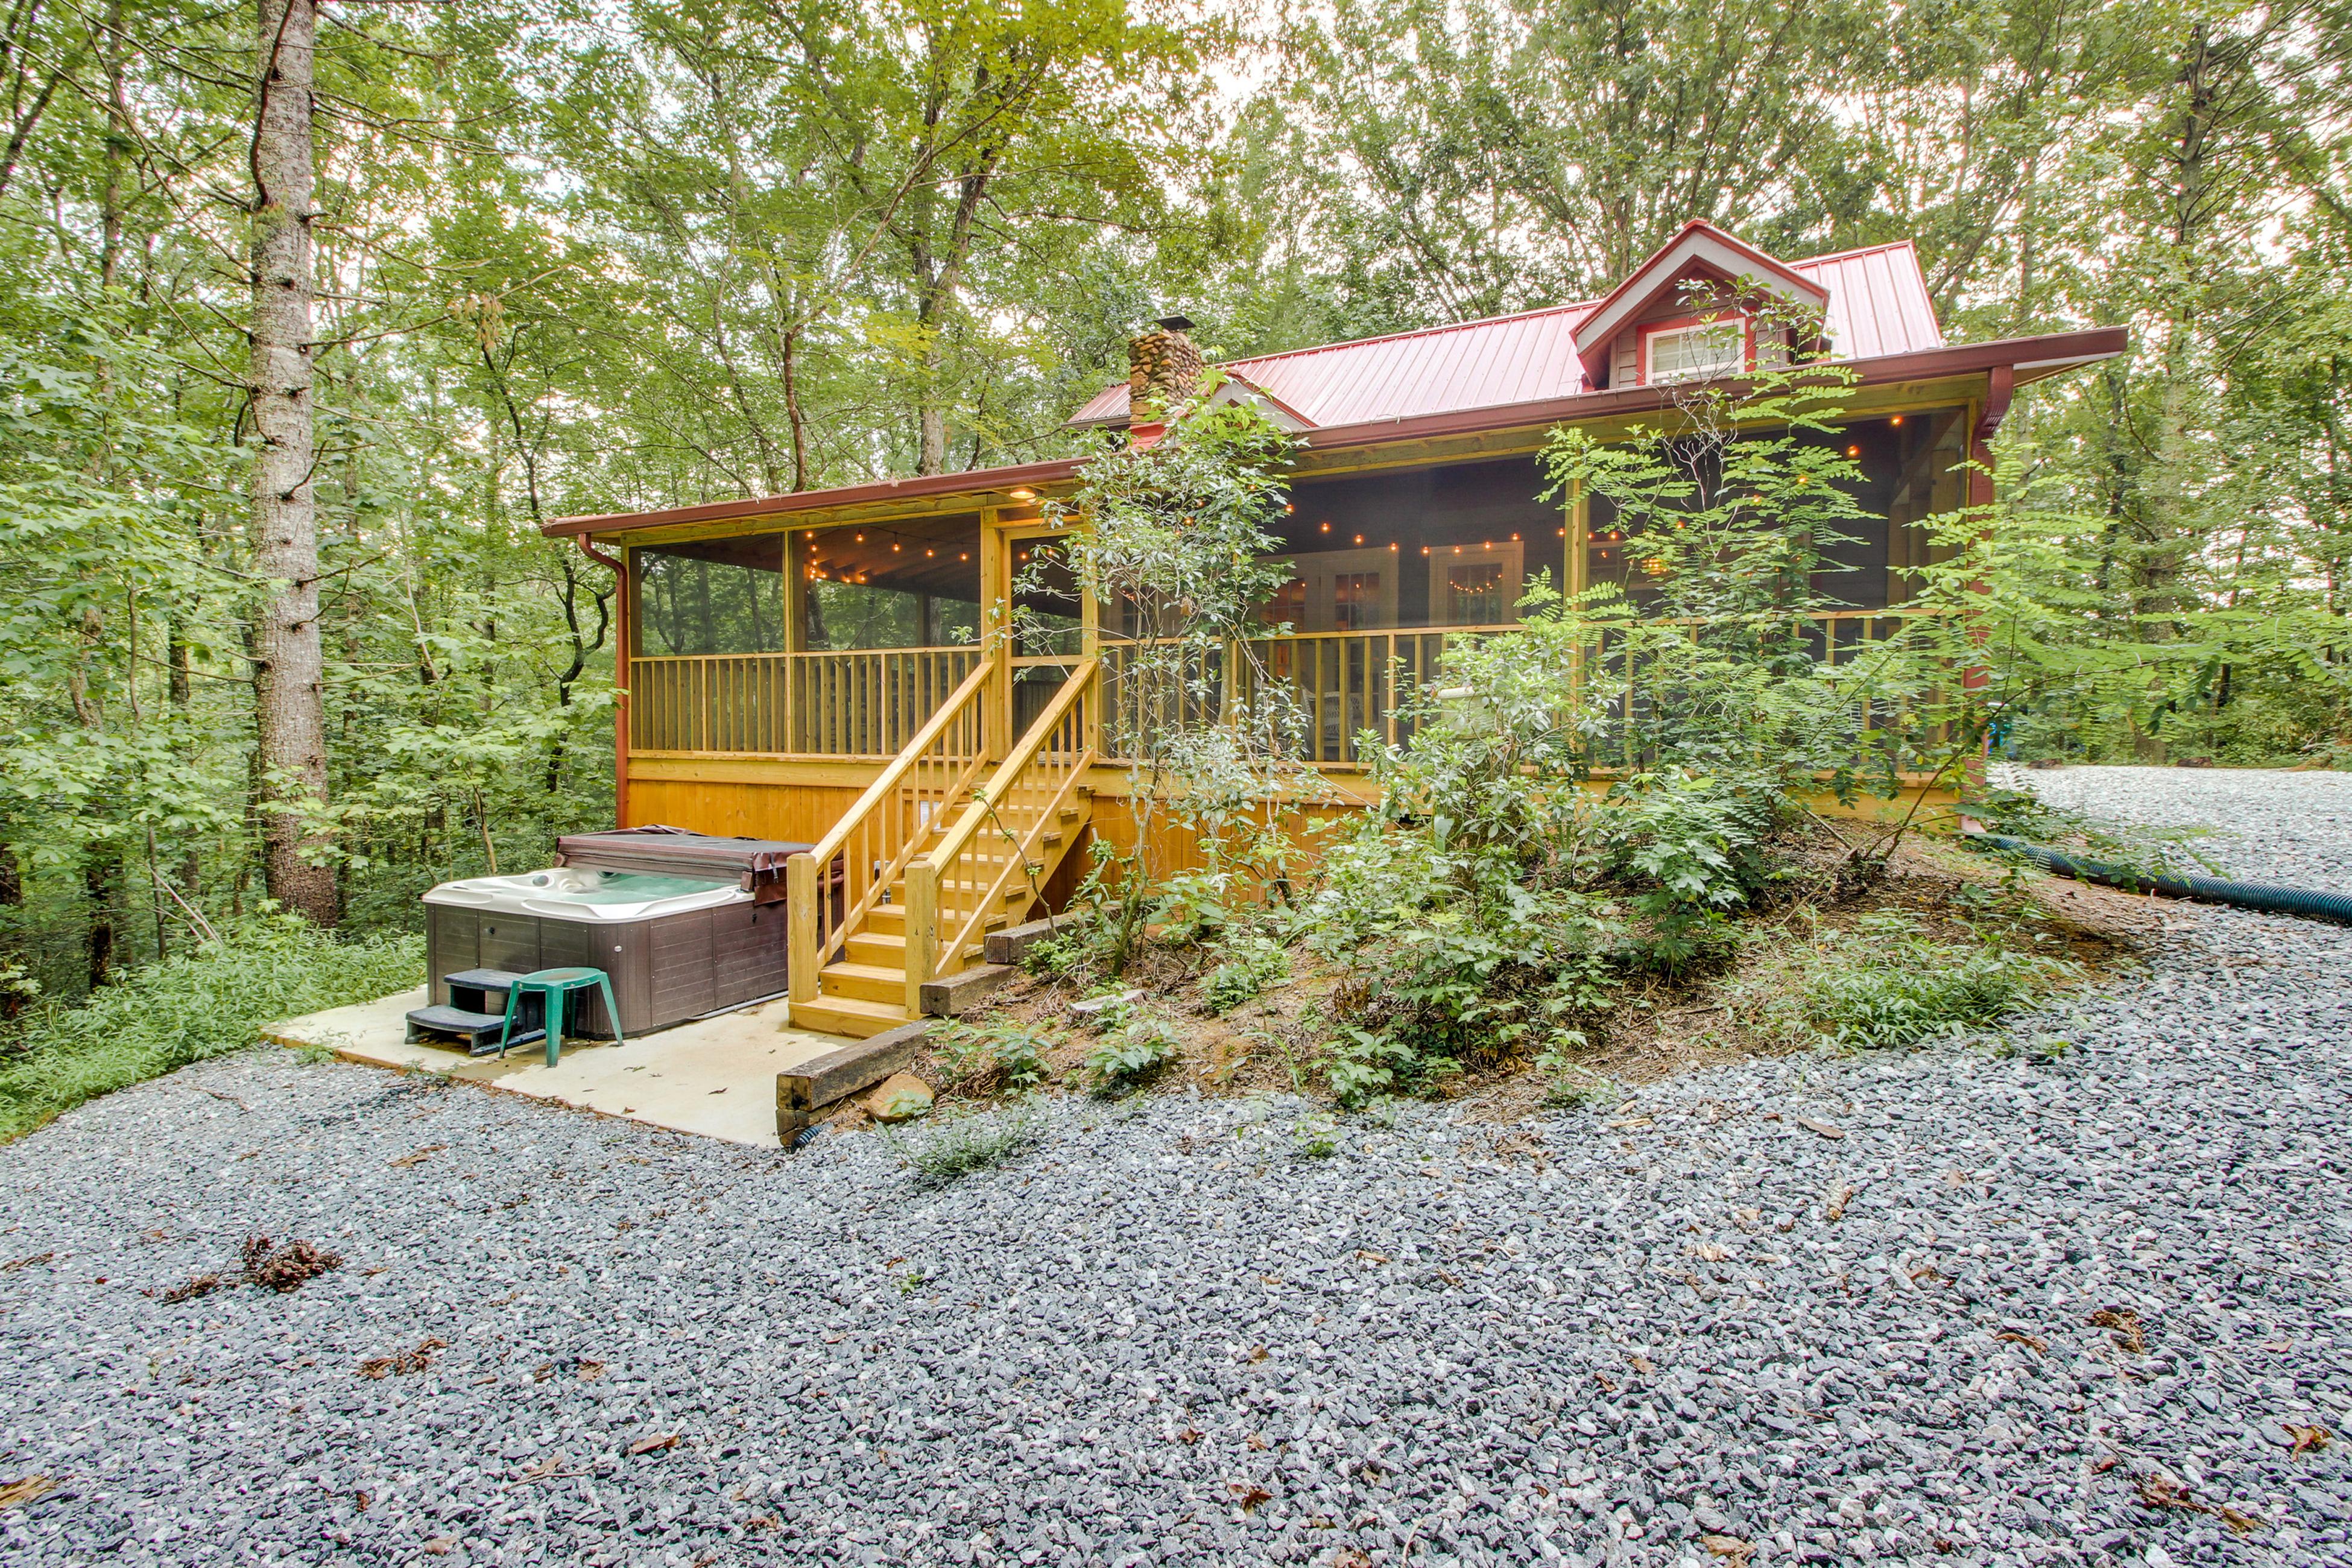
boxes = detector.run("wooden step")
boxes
[791,993,909,1039]
[820,961,909,1005]
[846,931,905,966]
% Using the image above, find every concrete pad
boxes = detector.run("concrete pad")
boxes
[262,987,856,1148]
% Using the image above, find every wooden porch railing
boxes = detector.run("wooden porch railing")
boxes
[785,660,993,1004]
[903,659,1099,1011]
[629,647,982,756]
[1101,610,1939,767]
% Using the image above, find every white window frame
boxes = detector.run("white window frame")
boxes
[1644,320,1747,384]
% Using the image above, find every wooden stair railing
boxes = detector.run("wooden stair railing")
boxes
[786,660,991,1031]
[903,660,1100,1014]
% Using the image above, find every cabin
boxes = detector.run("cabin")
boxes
[542,220,2127,1042]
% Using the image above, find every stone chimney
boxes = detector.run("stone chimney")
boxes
[1127,315,1203,443]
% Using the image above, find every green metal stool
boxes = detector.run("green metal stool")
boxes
[499,967,624,1066]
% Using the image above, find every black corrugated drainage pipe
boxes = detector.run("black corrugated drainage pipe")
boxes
[1971,834,2352,926]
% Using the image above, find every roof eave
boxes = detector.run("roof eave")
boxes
[541,456,1086,538]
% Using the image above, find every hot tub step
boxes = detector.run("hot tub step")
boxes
[405,1004,542,1055]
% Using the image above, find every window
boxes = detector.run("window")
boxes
[1645,320,1745,384]
[1332,572,1381,630]
[1261,577,1306,629]
[1427,541,1523,626]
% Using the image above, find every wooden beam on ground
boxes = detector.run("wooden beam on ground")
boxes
[920,963,1015,1017]
[776,1019,931,1143]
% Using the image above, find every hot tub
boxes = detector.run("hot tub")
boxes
[422,866,792,1037]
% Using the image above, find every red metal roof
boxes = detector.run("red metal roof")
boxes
[546,323,2127,538]
[1067,239,1947,430]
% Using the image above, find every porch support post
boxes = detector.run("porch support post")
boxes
[979,506,1008,760]
[616,543,635,826]
[783,528,808,753]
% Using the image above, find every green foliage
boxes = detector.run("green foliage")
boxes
[1201,935,1289,1014]
[1037,393,1326,967]
[932,1017,1053,1096]
[885,1104,1044,1187]
[0,919,424,1142]
[1291,1113,1339,1159]
[1083,1012,1181,1095]
[1532,1035,1620,1111]
[1750,912,2078,1051]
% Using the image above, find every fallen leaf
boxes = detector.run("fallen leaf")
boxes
[1,1253,54,1272]
[1230,1482,1272,1511]
[159,1272,221,1304]
[1247,1345,1268,1364]
[2287,1423,2331,1456]
[1824,1186,1854,1222]
[390,1144,446,1168]
[1703,1535,1755,1561]
[2135,1473,2258,1535]
[1909,1265,1950,1286]
[1629,1352,1654,1375]
[1795,1116,1845,1139]
[628,1433,678,1456]
[0,1476,56,1511]
[1353,1250,1389,1265]
[2087,1307,2147,1355]
[1994,1330,2047,1354]
[1696,1242,1728,1263]
[1174,1426,1203,1444]
[357,1338,446,1380]
[2261,1337,2294,1353]
[577,1360,606,1381]
[1941,1168,1969,1189]
[1594,1371,1617,1393]
[422,1539,458,1555]
[1247,1433,1270,1452]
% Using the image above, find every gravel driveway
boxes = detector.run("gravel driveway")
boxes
[3,767,2348,1567]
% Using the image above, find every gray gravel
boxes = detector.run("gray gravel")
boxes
[4,767,2350,1568]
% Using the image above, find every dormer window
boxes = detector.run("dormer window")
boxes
[1645,319,1747,384]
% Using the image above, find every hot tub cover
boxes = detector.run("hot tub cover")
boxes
[555,825,817,897]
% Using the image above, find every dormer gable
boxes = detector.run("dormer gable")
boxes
[1569,220,1830,389]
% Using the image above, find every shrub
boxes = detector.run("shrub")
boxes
[932,1017,1052,1095]
[1201,935,1288,1014]
[0,916,424,1142]
[1083,1012,1180,1094]
[887,1104,1042,1186]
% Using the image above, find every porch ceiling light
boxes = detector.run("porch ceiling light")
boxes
[1007,487,1037,501]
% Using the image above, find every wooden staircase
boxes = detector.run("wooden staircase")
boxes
[786,660,1099,1040]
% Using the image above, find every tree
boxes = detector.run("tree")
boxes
[247,0,335,923]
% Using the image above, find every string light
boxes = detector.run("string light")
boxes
[1319,521,1331,533]
[925,548,935,557]
[1889,415,1904,426]
[1352,534,1364,544]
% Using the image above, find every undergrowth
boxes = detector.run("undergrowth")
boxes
[884,1103,1042,1186]
[0,916,423,1141]
[1738,909,2081,1051]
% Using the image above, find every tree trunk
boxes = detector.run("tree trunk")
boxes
[247,0,335,925]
